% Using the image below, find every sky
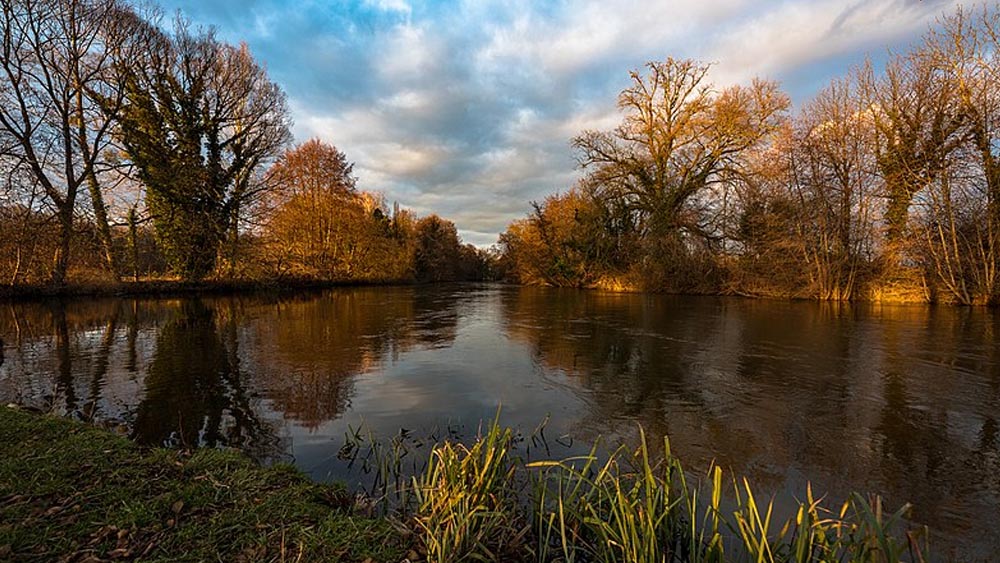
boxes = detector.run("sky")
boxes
[156,0,975,247]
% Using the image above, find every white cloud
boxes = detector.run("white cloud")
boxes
[363,0,411,17]
[709,0,976,86]
[165,0,976,247]
[376,23,442,81]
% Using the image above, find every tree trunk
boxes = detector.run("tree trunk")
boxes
[51,207,74,287]
[884,190,910,252]
[985,155,1000,303]
[87,170,119,279]
[226,204,240,278]
[127,207,140,282]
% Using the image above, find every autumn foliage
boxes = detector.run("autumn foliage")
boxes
[0,1,486,288]
[501,7,1000,304]
[259,140,488,283]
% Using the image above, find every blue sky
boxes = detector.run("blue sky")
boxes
[157,0,972,247]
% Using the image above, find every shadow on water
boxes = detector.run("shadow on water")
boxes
[1,286,999,558]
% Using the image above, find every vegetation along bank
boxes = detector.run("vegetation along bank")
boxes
[1,406,935,562]
[4,2,1000,304]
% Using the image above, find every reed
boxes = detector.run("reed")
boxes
[383,420,931,562]
[410,419,530,562]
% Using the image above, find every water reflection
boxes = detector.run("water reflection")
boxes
[0,289,462,457]
[131,299,277,458]
[241,289,459,428]
[501,290,1000,557]
[1,287,999,558]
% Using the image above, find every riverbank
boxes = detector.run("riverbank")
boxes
[0,277,418,300]
[2,275,994,306]
[0,406,409,562]
[2,405,939,562]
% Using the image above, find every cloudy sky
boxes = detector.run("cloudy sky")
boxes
[157,0,971,247]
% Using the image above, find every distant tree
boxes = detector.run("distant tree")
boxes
[264,140,356,275]
[0,162,45,284]
[788,77,880,300]
[414,215,460,282]
[111,20,291,280]
[267,139,356,202]
[721,123,807,297]
[263,140,415,281]
[456,243,492,281]
[500,188,625,287]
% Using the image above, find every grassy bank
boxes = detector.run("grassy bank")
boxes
[1,407,936,562]
[0,406,408,562]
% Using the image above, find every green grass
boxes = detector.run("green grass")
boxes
[411,421,529,562]
[0,406,935,562]
[0,406,408,562]
[406,424,932,563]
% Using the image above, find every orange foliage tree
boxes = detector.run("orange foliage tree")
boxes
[262,140,414,281]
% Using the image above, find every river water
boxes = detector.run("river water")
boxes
[1,284,998,558]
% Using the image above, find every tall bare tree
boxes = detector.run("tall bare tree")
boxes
[574,59,789,248]
[0,0,135,284]
[790,77,880,300]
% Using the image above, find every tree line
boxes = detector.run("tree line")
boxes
[0,0,490,287]
[499,6,1000,304]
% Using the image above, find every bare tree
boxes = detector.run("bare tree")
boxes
[0,160,49,284]
[574,59,789,250]
[790,77,880,300]
[0,0,134,284]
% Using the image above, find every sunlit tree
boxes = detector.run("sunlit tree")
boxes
[0,0,139,283]
[574,58,789,244]
[263,140,416,281]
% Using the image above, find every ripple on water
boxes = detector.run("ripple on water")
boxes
[1,287,999,557]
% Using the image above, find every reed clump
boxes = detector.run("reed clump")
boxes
[411,422,530,562]
[402,424,930,563]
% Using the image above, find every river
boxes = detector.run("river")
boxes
[1,284,998,559]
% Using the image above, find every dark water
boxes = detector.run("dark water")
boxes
[1,285,999,559]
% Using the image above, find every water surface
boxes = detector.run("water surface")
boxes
[1,285,998,559]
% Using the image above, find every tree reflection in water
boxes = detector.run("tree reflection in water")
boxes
[0,288,462,460]
[499,288,1000,555]
[132,299,280,458]
[1,287,999,557]
[248,290,411,429]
